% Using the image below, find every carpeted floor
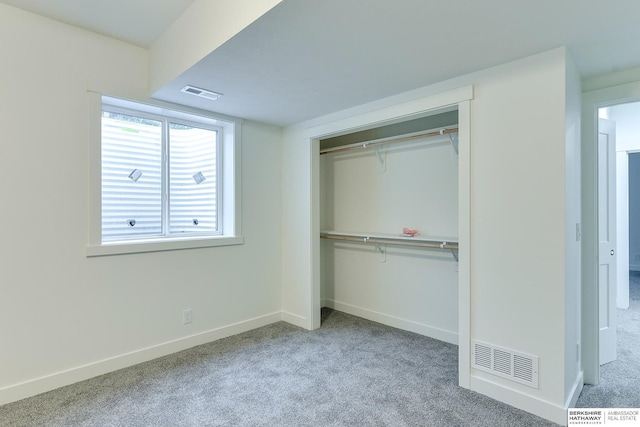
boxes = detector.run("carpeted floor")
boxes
[0,309,558,427]
[574,271,640,408]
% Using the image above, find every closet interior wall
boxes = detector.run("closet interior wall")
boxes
[319,110,461,344]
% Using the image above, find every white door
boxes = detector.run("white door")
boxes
[598,118,617,365]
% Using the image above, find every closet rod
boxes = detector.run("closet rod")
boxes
[319,127,459,155]
[320,232,458,250]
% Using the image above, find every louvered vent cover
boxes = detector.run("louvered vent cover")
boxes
[472,340,539,388]
[180,85,222,101]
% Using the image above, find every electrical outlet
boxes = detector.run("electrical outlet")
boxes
[576,223,581,242]
[183,309,193,325]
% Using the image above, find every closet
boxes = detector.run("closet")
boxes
[319,109,460,344]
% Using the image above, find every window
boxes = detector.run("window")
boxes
[87,95,242,256]
[101,108,220,240]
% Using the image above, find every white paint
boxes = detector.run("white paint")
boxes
[0,4,283,404]
[282,85,472,328]
[582,66,640,93]
[320,129,459,341]
[617,151,630,308]
[0,0,195,47]
[466,51,580,424]
[597,119,617,365]
[0,311,282,405]
[564,52,583,404]
[0,5,587,423]
[581,79,640,385]
[280,133,315,330]
[609,102,640,151]
[150,0,640,127]
[7,1,640,126]
[283,48,581,425]
[470,371,584,426]
[149,0,282,93]
[606,102,640,309]
[325,299,458,344]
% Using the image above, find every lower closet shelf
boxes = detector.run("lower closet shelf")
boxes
[320,231,458,261]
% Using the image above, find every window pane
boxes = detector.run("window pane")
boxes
[102,112,162,240]
[169,123,218,234]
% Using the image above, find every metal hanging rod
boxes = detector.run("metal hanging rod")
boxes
[319,127,459,155]
[320,231,458,251]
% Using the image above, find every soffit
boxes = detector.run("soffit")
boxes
[4,0,640,126]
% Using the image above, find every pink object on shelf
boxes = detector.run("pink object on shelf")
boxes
[402,228,419,237]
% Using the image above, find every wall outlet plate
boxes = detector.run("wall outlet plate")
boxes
[183,309,193,324]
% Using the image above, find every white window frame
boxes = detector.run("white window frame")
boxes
[86,93,243,256]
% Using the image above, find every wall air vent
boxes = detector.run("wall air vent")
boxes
[472,340,539,388]
[181,85,222,101]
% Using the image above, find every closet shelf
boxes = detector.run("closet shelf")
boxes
[320,231,458,259]
[319,126,459,155]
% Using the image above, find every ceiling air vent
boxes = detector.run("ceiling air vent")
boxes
[472,340,539,388]
[181,85,222,101]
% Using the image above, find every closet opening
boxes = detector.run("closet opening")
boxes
[318,108,461,345]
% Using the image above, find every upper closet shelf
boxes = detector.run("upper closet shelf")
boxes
[319,127,459,156]
[320,230,459,261]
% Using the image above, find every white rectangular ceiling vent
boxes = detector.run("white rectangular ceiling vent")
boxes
[181,85,222,101]
[472,340,539,388]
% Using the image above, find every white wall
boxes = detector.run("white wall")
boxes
[564,52,583,407]
[0,4,283,404]
[282,48,581,425]
[320,133,459,343]
[0,4,583,422]
[467,50,574,419]
[616,150,631,309]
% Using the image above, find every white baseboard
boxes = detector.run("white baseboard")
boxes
[0,312,284,406]
[323,299,458,345]
[566,371,584,410]
[470,374,571,426]
[281,311,309,329]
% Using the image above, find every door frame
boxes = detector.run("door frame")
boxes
[307,86,472,387]
[582,80,640,384]
[618,149,634,310]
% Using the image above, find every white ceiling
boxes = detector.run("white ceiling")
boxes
[4,0,640,126]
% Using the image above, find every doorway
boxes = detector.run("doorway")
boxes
[582,91,640,406]
[581,113,640,404]
[600,102,640,312]
[599,104,640,407]
[581,80,640,386]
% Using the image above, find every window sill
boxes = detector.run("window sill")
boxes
[85,235,244,257]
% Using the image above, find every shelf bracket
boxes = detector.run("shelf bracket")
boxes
[365,237,386,262]
[439,241,459,262]
[446,131,459,156]
[374,243,386,263]
[374,147,386,173]
[370,145,386,172]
